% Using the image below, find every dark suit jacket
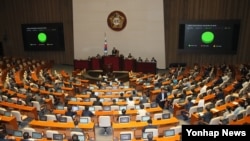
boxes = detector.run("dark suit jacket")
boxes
[202,111,213,123]
[156,92,167,103]
[82,110,94,117]
[65,111,77,117]
[93,101,103,106]
[142,124,158,133]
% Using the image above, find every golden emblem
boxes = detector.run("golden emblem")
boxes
[107,11,127,31]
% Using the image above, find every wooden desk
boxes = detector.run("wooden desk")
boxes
[136,62,157,74]
[131,134,180,141]
[173,94,215,117]
[190,99,242,125]
[0,101,38,120]
[123,59,136,72]
[112,117,179,140]
[223,83,235,95]
[39,90,65,103]
[92,88,134,93]
[73,59,90,70]
[9,137,69,141]
[230,116,250,125]
[0,115,18,130]
[61,87,74,96]
[75,93,133,99]
[78,122,95,139]
[67,101,140,106]
[29,120,76,138]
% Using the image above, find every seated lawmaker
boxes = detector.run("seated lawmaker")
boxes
[180,97,194,120]
[142,119,157,133]
[198,107,213,124]
[65,106,77,118]
[93,97,103,106]
[82,106,94,117]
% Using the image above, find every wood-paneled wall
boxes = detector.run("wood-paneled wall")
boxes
[163,0,250,67]
[0,0,73,64]
[0,0,249,67]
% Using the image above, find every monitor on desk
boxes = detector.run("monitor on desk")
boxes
[59,117,67,123]
[13,130,23,137]
[162,113,171,119]
[142,132,153,139]
[17,100,22,105]
[231,96,236,102]
[56,105,64,110]
[53,133,64,140]
[119,106,127,111]
[120,133,131,140]
[141,116,151,122]
[4,111,11,117]
[89,86,94,90]
[103,106,111,111]
[89,106,95,112]
[119,116,130,123]
[164,129,175,137]
[32,132,43,139]
[150,102,158,108]
[106,91,112,95]
[39,115,47,121]
[221,118,229,125]
[237,113,244,120]
[94,92,99,96]
[84,98,90,102]
[178,99,185,104]
[72,106,79,112]
[79,117,89,124]
[70,97,77,102]
[99,98,104,102]
[135,105,140,110]
[197,107,204,113]
[78,135,85,141]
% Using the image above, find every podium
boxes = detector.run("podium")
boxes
[136,62,157,74]
[73,59,90,70]
[102,56,122,71]
[123,59,136,71]
[91,58,102,70]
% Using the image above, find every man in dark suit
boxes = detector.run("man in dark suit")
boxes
[20,132,31,141]
[142,119,157,133]
[199,107,213,124]
[155,88,168,109]
[112,47,118,55]
[93,97,103,106]
[65,106,77,118]
[215,88,224,101]
[82,106,94,117]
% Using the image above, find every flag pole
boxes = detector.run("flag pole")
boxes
[104,32,108,56]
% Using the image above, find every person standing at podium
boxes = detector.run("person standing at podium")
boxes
[112,47,118,56]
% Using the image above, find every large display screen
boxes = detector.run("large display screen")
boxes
[178,20,240,54]
[21,23,65,51]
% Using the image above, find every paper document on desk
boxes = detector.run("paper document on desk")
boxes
[191,100,196,103]
[211,108,219,112]
[232,102,239,105]
[198,113,204,117]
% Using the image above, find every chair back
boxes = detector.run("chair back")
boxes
[145,128,158,137]
[99,116,111,127]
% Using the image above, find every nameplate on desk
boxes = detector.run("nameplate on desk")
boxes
[232,102,239,105]
[211,108,219,112]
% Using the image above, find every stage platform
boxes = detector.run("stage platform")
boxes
[83,70,129,83]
